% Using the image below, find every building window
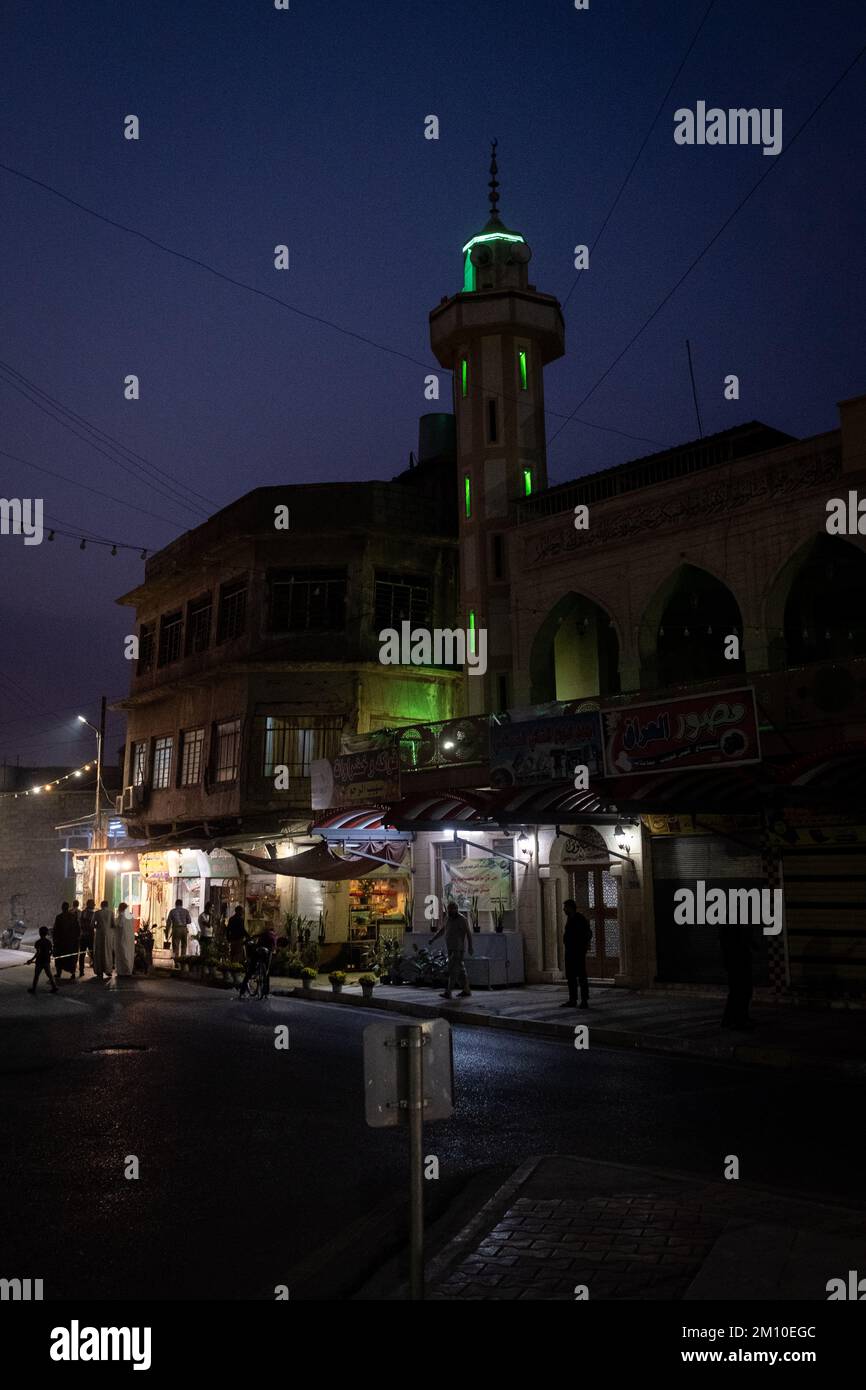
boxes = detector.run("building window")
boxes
[138,624,154,674]
[217,579,248,644]
[523,467,533,497]
[213,719,241,782]
[374,572,431,630]
[158,610,183,667]
[152,736,173,790]
[518,348,528,391]
[179,727,205,786]
[460,358,468,398]
[185,594,212,654]
[130,740,148,786]
[464,474,471,519]
[487,398,498,442]
[269,570,347,632]
[262,716,340,779]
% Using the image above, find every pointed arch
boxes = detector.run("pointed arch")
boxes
[765,534,866,667]
[529,592,621,704]
[639,564,745,688]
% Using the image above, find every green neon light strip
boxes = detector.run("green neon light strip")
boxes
[468,609,476,655]
[523,468,532,497]
[519,348,528,390]
[463,252,476,293]
[464,474,471,518]
[461,232,525,254]
[461,358,468,398]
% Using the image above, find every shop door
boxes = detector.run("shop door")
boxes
[570,867,620,978]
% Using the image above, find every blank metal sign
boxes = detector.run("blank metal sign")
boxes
[363,1019,454,1127]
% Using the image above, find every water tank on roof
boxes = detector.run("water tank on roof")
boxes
[418,413,455,464]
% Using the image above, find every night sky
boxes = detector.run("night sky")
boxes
[2,0,865,765]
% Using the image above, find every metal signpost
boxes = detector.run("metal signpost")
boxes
[363,1018,454,1300]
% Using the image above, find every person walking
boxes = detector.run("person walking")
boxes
[166,898,191,965]
[430,901,474,1000]
[52,901,80,984]
[226,906,247,964]
[78,898,96,977]
[561,899,592,1009]
[719,924,755,1029]
[27,926,58,994]
[92,900,115,980]
[197,904,214,966]
[115,902,135,977]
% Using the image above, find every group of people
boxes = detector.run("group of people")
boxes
[163,898,276,997]
[27,898,136,993]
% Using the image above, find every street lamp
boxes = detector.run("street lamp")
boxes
[77,712,104,903]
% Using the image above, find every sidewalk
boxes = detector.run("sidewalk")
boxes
[419,1154,866,1301]
[272,978,866,1078]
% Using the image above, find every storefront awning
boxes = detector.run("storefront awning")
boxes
[381,785,625,830]
[232,843,408,880]
[311,807,411,840]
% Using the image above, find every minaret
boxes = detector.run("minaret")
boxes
[429,143,565,715]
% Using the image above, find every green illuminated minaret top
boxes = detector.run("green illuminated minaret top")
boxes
[462,140,531,293]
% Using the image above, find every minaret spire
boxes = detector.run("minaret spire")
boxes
[488,139,501,223]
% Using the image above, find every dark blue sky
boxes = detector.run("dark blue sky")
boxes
[2,0,865,765]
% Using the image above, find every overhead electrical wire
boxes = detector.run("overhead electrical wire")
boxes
[548,33,866,450]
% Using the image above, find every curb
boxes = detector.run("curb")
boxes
[268,986,866,1080]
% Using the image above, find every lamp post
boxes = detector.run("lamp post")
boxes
[78,699,106,903]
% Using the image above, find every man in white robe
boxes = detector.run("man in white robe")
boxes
[115,903,135,977]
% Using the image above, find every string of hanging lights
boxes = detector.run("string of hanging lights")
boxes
[3,760,98,798]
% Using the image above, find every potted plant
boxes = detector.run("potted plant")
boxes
[328,970,347,996]
[300,966,317,992]
[359,974,376,1000]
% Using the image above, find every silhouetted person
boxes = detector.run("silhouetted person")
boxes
[561,899,592,1008]
[52,901,80,983]
[430,901,474,999]
[226,907,247,964]
[27,926,57,993]
[78,898,96,976]
[719,924,754,1029]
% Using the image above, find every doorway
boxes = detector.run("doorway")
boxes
[569,866,621,978]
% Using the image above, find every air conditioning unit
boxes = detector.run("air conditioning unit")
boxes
[121,785,148,812]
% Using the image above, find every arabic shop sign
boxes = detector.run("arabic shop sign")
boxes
[603,688,760,777]
[310,746,401,810]
[442,857,513,910]
[490,708,604,786]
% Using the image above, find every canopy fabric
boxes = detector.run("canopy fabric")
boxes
[231,842,407,881]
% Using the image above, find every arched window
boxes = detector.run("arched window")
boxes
[530,593,620,703]
[783,536,866,665]
[641,565,744,689]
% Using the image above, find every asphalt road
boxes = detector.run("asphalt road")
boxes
[0,972,859,1300]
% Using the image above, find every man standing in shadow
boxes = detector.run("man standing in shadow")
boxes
[561,898,592,1009]
[719,923,755,1029]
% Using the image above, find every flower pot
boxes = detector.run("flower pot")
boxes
[361,985,374,1000]
[330,982,343,996]
[301,978,313,992]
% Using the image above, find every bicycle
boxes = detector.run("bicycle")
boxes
[238,946,271,1000]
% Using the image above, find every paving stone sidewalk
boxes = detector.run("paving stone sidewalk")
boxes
[424,1155,866,1301]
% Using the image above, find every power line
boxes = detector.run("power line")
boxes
[0,163,667,451]
[548,34,866,450]
[561,0,717,311]
[0,358,218,509]
[0,369,210,519]
[0,447,185,530]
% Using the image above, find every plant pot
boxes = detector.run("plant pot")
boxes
[330,982,343,996]
[301,978,313,992]
[361,985,374,1000]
